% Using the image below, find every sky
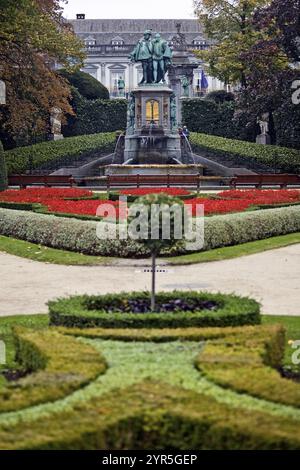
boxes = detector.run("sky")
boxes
[61,0,196,20]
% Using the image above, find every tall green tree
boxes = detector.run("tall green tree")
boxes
[194,0,274,86]
[0,0,85,146]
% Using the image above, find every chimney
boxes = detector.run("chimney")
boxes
[76,14,85,20]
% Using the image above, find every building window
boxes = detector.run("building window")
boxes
[111,37,124,46]
[85,38,96,47]
[193,39,207,49]
[146,99,159,125]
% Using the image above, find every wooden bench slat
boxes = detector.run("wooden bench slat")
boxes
[8,175,75,189]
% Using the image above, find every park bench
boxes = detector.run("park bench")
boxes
[105,174,229,192]
[229,174,300,189]
[8,175,76,189]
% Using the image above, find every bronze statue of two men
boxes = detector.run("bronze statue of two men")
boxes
[129,30,172,85]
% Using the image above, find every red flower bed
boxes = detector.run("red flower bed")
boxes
[0,188,122,218]
[119,188,190,196]
[0,188,93,204]
[45,199,119,217]
[1,188,299,218]
[185,198,252,216]
[218,189,300,205]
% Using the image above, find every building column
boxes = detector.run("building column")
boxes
[128,62,134,92]
[100,63,106,86]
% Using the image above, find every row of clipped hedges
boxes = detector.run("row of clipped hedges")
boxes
[2,380,300,450]
[48,291,260,329]
[0,327,106,413]
[196,324,300,409]
[182,99,250,140]
[0,205,299,257]
[4,132,115,175]
[1,325,300,449]
[64,91,127,137]
[190,132,300,174]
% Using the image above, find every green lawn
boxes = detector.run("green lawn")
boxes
[166,233,300,265]
[0,232,299,266]
[0,236,113,265]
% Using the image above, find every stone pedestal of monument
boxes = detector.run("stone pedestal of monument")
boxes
[256,134,271,145]
[105,164,204,176]
[124,84,182,164]
[49,134,64,141]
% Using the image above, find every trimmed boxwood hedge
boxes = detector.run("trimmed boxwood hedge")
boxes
[0,327,106,413]
[1,324,300,449]
[48,291,261,329]
[4,132,115,175]
[190,132,300,173]
[0,205,300,258]
[196,324,300,408]
[1,381,300,450]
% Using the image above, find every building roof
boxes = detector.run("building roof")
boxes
[70,18,206,45]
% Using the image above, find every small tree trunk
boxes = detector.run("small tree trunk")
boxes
[151,251,156,312]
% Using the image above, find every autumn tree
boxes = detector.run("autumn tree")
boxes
[254,0,300,62]
[0,0,85,147]
[237,0,300,146]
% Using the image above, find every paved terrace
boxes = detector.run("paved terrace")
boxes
[0,244,299,316]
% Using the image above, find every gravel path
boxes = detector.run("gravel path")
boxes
[0,245,299,316]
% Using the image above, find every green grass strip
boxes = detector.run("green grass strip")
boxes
[0,232,300,266]
[0,236,112,266]
[165,233,300,265]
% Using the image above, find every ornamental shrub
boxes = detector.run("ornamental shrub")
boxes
[0,327,106,412]
[182,99,238,138]
[0,205,299,257]
[48,291,261,329]
[59,70,109,100]
[129,194,184,310]
[1,325,300,449]
[204,90,235,104]
[63,91,127,137]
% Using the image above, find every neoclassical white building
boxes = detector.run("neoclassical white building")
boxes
[70,17,224,97]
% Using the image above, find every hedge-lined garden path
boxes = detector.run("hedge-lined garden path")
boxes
[0,244,299,317]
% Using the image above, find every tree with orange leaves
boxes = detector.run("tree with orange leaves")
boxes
[0,0,85,147]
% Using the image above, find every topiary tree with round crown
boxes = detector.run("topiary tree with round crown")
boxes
[129,193,184,311]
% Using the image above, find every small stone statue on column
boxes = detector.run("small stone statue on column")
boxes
[256,112,271,145]
[127,93,135,135]
[170,94,177,133]
[49,107,63,141]
[118,77,125,97]
[181,76,190,97]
